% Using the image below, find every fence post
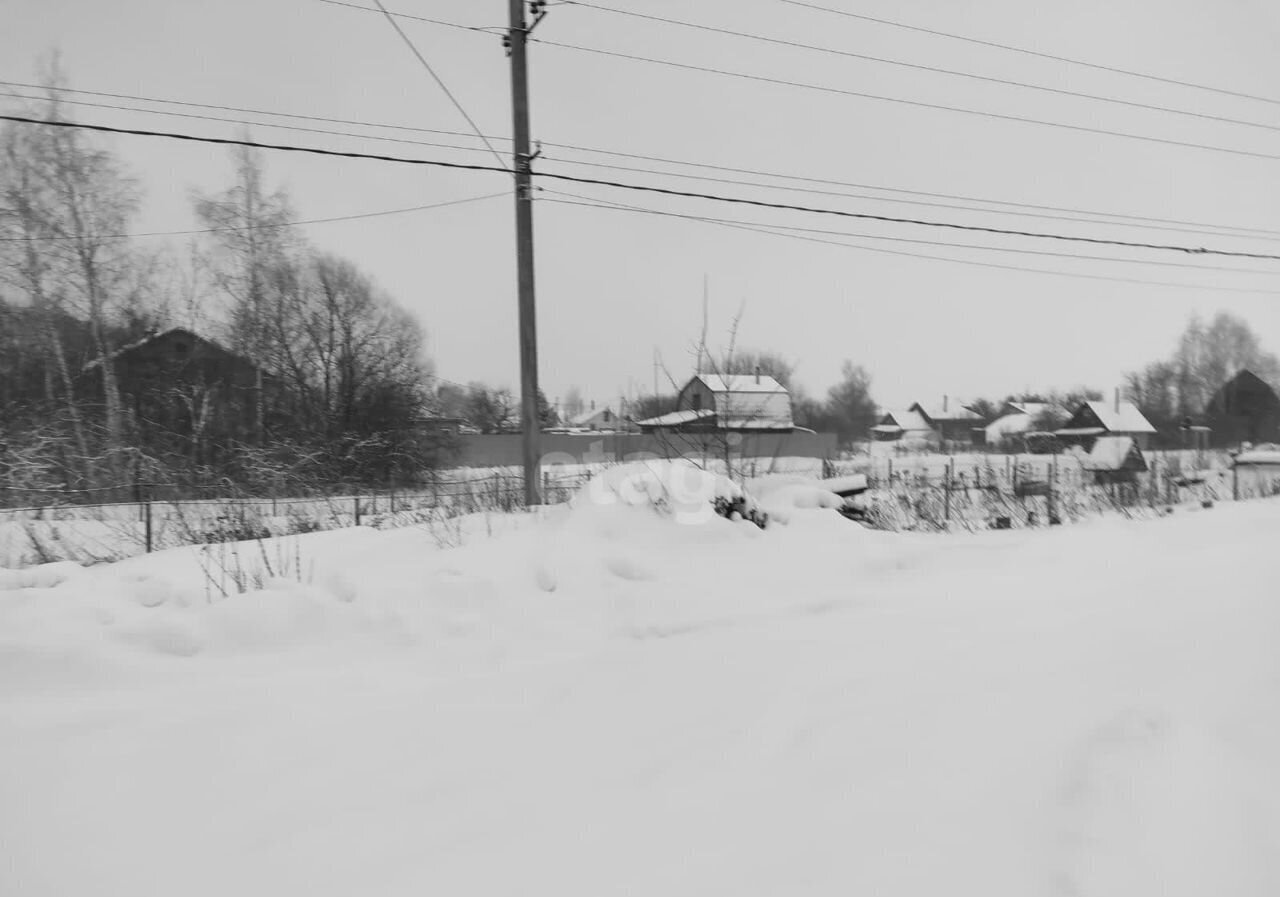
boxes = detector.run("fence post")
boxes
[144,494,153,553]
[1048,453,1057,523]
[354,496,361,526]
[943,458,952,523]
[1232,463,1239,501]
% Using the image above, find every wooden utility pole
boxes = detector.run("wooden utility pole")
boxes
[508,0,541,505]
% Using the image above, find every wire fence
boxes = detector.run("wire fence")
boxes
[4,451,1278,567]
[0,470,592,568]
[830,449,1279,533]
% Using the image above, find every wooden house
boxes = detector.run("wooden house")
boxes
[636,372,793,432]
[1204,370,1280,448]
[871,408,934,447]
[81,328,266,460]
[1078,435,1149,485]
[1056,400,1156,450]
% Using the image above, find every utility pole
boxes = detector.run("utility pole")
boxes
[508,0,543,505]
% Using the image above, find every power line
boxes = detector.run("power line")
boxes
[779,0,1280,110]
[0,192,506,242]
[531,170,1280,261]
[13,79,1280,241]
[0,90,500,156]
[560,2,1280,136]
[537,153,1280,244]
[367,0,509,170]
[0,80,499,145]
[8,114,1280,262]
[316,0,502,35]
[534,39,1280,164]
[538,188,1280,275]
[0,113,512,172]
[542,193,1280,296]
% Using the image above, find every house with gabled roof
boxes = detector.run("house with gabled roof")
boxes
[1205,369,1280,448]
[635,372,793,432]
[871,408,935,447]
[1056,399,1156,450]
[566,404,621,432]
[984,401,1064,448]
[909,397,986,446]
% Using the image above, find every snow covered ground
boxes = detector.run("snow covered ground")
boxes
[2,463,1278,896]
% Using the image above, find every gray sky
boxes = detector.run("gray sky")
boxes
[5,0,1280,410]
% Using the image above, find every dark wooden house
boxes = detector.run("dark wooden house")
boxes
[81,328,266,462]
[1204,370,1280,448]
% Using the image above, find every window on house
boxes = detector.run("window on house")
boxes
[692,394,702,411]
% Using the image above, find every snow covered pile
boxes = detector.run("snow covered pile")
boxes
[2,479,1280,896]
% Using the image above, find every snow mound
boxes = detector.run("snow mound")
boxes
[573,460,751,525]
[747,475,847,525]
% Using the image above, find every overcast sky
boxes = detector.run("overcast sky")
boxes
[5,0,1280,411]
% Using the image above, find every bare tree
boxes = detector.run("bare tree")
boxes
[194,144,295,443]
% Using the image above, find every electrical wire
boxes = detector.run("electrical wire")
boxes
[0,90,500,156]
[532,169,1280,260]
[541,192,1280,296]
[537,188,1280,274]
[0,113,512,171]
[0,80,498,144]
[367,0,509,169]
[12,80,1280,241]
[7,114,1280,262]
[779,0,1280,109]
[316,0,502,35]
[534,39,1280,163]
[0,192,506,242]
[536,153,1280,243]
[560,2,1280,136]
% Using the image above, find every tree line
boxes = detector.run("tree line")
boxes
[0,78,445,496]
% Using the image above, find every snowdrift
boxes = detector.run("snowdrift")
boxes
[3,467,1280,897]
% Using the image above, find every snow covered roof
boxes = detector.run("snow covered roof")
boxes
[1234,447,1280,466]
[694,373,787,394]
[568,406,616,428]
[635,409,716,428]
[986,410,1039,440]
[911,400,984,423]
[1079,436,1148,472]
[879,409,931,432]
[1083,401,1156,434]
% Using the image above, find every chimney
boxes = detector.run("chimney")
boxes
[943,394,949,413]
[754,364,761,384]
[1114,387,1120,414]
[590,399,596,411]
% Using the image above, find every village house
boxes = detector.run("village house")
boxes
[80,328,266,460]
[635,372,793,432]
[1078,435,1149,485]
[1204,369,1280,448]
[1055,398,1156,450]
[982,402,1058,449]
[871,408,934,447]
[566,403,622,432]
[872,397,985,449]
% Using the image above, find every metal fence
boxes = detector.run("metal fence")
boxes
[828,450,1274,533]
[0,470,592,567]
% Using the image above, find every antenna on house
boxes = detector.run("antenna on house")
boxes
[699,274,709,374]
[754,364,761,384]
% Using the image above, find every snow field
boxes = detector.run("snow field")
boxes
[1,460,1278,896]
